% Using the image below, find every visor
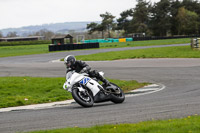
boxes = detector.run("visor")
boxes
[64,62,71,68]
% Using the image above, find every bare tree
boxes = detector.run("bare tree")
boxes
[7,32,18,37]
[31,29,55,40]
[0,31,3,38]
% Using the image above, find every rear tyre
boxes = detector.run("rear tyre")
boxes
[72,88,94,107]
[110,83,125,104]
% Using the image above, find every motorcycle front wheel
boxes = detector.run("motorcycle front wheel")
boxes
[110,83,125,104]
[72,88,94,107]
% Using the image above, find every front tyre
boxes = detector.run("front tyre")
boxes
[72,88,94,107]
[110,83,125,104]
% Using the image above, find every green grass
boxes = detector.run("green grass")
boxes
[27,115,200,133]
[100,38,190,48]
[0,77,148,108]
[76,46,200,61]
[0,44,49,57]
[0,77,68,108]
[0,38,190,57]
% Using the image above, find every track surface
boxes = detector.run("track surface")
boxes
[1,44,200,133]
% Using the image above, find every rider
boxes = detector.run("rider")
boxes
[64,55,110,86]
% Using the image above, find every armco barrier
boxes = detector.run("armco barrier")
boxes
[48,43,99,52]
[132,35,200,41]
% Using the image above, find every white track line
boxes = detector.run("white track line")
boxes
[0,84,165,112]
[126,83,165,97]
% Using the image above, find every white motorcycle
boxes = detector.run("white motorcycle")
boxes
[63,70,125,107]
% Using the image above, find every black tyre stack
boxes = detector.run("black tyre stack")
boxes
[49,43,99,52]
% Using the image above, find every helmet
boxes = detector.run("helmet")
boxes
[64,55,76,68]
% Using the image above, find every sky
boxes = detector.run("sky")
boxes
[0,0,160,30]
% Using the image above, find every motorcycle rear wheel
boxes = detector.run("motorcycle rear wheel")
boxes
[72,88,94,107]
[110,83,125,104]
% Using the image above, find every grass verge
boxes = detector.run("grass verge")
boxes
[0,38,190,57]
[100,38,190,48]
[76,46,200,61]
[0,44,49,57]
[0,77,148,108]
[27,115,200,133]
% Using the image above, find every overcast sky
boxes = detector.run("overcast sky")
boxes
[0,0,159,30]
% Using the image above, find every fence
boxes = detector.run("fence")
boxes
[132,35,200,41]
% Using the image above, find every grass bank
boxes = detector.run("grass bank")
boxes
[0,44,49,57]
[0,38,190,57]
[0,77,148,108]
[27,115,200,133]
[100,38,190,48]
[76,46,200,61]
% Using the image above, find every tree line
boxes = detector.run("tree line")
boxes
[0,29,55,40]
[1,0,200,40]
[87,0,200,38]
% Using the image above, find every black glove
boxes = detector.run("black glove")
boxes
[80,67,89,73]
[66,68,72,73]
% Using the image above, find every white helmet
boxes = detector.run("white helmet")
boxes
[64,55,76,68]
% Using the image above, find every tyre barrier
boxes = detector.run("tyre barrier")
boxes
[48,43,99,52]
[132,35,200,41]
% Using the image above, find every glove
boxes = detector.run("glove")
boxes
[80,67,88,73]
[66,68,72,73]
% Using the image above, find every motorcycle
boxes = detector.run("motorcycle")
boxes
[63,70,125,107]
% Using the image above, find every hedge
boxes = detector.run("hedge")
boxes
[0,40,51,46]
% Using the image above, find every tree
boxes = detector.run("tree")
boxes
[7,31,18,37]
[130,0,151,35]
[0,31,3,38]
[170,0,182,35]
[87,22,99,34]
[117,9,134,35]
[182,0,200,13]
[100,12,116,38]
[176,7,199,35]
[186,10,199,35]
[33,29,54,40]
[181,0,200,34]
[87,22,106,38]
[149,0,172,36]
[87,12,115,38]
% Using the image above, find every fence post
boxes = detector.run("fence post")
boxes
[191,38,194,49]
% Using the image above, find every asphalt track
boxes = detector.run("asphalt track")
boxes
[1,44,200,133]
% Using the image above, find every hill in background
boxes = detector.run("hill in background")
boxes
[0,21,100,36]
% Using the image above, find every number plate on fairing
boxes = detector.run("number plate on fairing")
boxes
[80,78,91,85]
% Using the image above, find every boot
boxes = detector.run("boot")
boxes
[103,79,110,86]
[97,74,110,86]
